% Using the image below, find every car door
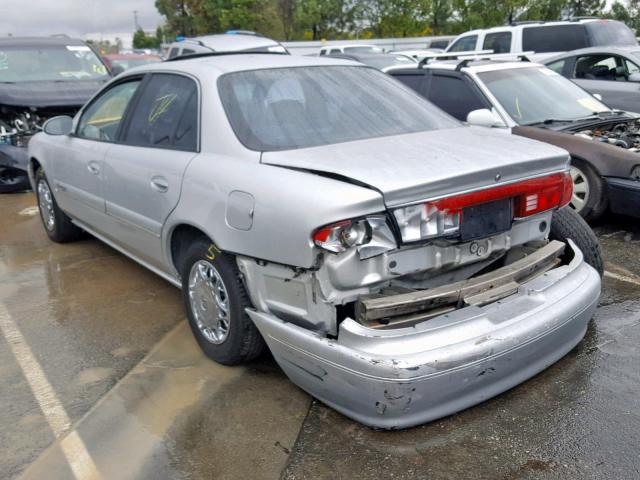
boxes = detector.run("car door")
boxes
[51,78,142,228]
[101,73,199,270]
[572,54,640,112]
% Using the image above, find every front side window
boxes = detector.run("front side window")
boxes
[427,75,488,121]
[447,35,478,52]
[77,80,141,141]
[523,25,587,53]
[218,66,458,152]
[168,47,179,59]
[478,67,610,126]
[574,55,626,81]
[0,44,109,83]
[123,74,198,151]
[483,32,512,54]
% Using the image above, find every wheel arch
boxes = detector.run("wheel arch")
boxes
[168,223,216,275]
[28,157,42,190]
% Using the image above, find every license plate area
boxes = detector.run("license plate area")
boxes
[460,198,513,241]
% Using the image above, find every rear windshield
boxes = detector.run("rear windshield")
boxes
[584,20,638,46]
[218,66,458,151]
[522,25,587,53]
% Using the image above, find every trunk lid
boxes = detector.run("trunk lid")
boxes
[261,126,569,207]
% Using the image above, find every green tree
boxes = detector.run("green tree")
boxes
[567,0,605,16]
[133,28,161,49]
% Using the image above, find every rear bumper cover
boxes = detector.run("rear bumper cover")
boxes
[248,240,600,429]
[606,176,640,218]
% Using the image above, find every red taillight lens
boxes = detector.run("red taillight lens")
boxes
[393,172,572,242]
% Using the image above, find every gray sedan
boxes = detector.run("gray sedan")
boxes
[27,53,600,429]
[545,46,640,113]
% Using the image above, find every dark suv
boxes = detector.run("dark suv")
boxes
[0,37,111,192]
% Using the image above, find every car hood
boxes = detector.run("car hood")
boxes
[261,126,569,207]
[0,80,105,108]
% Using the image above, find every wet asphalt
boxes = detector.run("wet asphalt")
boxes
[1,192,639,480]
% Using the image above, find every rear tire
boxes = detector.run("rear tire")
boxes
[35,168,82,243]
[569,158,607,222]
[550,207,603,277]
[180,238,265,365]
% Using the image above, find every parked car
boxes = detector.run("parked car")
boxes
[319,44,383,56]
[166,32,288,59]
[28,53,602,429]
[544,46,640,113]
[0,36,110,192]
[389,59,640,221]
[445,19,637,60]
[326,52,417,71]
[102,53,162,74]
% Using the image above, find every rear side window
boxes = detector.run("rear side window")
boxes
[392,73,426,93]
[427,75,488,121]
[123,74,198,151]
[523,25,587,53]
[585,21,638,46]
[448,35,477,52]
[483,32,512,54]
[546,59,567,74]
[182,48,195,55]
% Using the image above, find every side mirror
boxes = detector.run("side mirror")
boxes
[593,93,603,101]
[111,65,125,76]
[43,116,73,136]
[628,72,640,83]
[466,108,506,128]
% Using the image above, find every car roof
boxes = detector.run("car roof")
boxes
[124,52,362,77]
[0,36,87,47]
[320,44,377,49]
[544,45,640,63]
[173,34,280,51]
[456,18,602,36]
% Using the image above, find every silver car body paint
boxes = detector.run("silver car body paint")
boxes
[28,54,600,428]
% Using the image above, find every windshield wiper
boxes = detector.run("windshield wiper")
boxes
[522,118,575,126]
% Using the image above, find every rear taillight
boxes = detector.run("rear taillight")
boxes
[313,216,396,256]
[393,172,572,243]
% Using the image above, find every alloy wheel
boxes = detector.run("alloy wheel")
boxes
[188,260,230,344]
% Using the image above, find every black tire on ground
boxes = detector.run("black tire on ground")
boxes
[180,238,265,365]
[550,206,604,277]
[35,168,82,243]
[0,167,30,193]
[570,157,607,222]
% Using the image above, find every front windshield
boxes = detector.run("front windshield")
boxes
[478,67,610,126]
[0,45,109,82]
[219,66,458,151]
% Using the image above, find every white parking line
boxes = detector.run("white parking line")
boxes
[604,270,640,287]
[0,303,101,480]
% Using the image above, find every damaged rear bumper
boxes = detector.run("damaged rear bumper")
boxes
[248,240,600,429]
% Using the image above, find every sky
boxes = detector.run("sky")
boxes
[0,0,165,38]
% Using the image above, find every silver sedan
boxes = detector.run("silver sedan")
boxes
[28,54,601,428]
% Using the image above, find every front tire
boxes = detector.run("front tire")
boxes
[569,159,607,221]
[0,167,30,193]
[180,238,265,365]
[35,168,82,243]
[550,207,603,277]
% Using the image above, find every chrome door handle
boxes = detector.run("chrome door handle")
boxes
[87,162,100,175]
[150,176,169,193]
